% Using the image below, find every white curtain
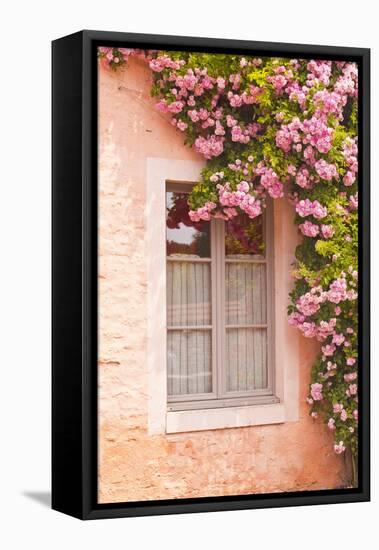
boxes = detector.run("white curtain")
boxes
[167,260,212,395]
[225,262,267,391]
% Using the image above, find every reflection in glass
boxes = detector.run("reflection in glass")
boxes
[225,211,264,258]
[166,192,210,258]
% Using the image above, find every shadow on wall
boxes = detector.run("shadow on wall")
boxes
[22,491,51,508]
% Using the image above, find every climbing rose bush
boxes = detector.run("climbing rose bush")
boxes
[98,48,359,459]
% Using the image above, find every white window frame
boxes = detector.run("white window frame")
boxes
[146,158,300,434]
[166,181,277,411]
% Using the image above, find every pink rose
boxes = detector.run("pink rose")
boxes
[332,333,345,346]
[328,418,336,430]
[310,382,323,401]
[299,221,319,238]
[321,224,335,239]
[349,384,358,395]
[177,120,188,132]
[334,441,346,454]
[343,171,356,186]
[322,344,336,357]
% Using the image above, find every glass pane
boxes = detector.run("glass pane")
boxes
[166,191,210,258]
[167,329,212,395]
[226,263,267,325]
[225,211,265,258]
[167,261,211,327]
[226,328,267,392]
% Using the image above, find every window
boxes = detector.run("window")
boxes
[166,182,277,411]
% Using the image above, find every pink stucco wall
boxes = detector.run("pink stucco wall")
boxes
[98,57,348,504]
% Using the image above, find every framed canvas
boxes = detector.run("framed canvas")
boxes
[52,30,370,520]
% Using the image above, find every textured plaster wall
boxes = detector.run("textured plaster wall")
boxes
[98,57,348,504]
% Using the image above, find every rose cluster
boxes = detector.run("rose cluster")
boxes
[99,49,359,461]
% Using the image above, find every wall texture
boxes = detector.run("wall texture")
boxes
[98,56,348,504]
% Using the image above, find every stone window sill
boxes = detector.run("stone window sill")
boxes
[166,402,285,433]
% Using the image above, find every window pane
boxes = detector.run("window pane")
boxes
[166,191,210,257]
[167,329,212,395]
[167,261,211,327]
[226,263,267,325]
[226,328,267,391]
[225,211,264,258]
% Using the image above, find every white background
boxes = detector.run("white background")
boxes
[0,1,376,548]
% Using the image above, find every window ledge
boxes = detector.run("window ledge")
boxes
[166,402,285,433]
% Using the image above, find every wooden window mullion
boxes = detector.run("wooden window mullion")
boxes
[210,218,218,397]
[214,219,226,398]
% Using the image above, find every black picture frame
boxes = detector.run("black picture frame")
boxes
[52,30,370,520]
